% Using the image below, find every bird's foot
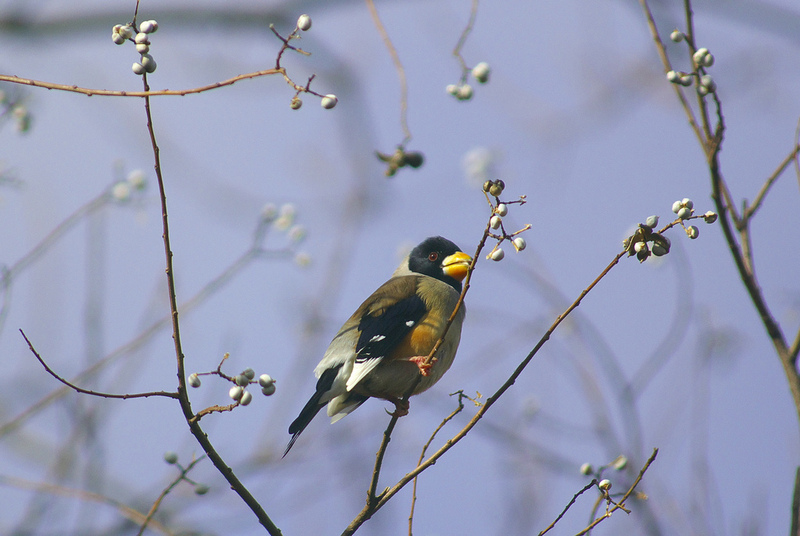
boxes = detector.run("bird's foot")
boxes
[409,355,437,377]
[386,398,409,418]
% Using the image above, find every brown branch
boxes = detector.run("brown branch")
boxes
[574,448,659,536]
[742,144,800,223]
[637,0,704,146]
[137,456,206,536]
[365,0,411,145]
[538,480,598,536]
[0,474,172,535]
[343,244,629,536]
[0,69,281,98]
[408,392,469,535]
[20,329,179,400]
[141,74,283,535]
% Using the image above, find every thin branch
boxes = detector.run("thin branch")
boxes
[538,480,598,536]
[573,448,658,536]
[20,329,179,400]
[365,0,411,145]
[408,392,469,536]
[0,69,281,98]
[365,222,491,508]
[0,474,172,535]
[637,0,704,145]
[452,0,480,77]
[137,456,206,536]
[343,246,629,535]
[141,73,282,535]
[742,144,800,223]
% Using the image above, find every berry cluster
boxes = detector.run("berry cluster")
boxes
[481,180,530,261]
[109,169,147,203]
[277,14,338,111]
[113,20,160,76]
[188,364,277,408]
[257,202,310,267]
[161,452,210,495]
[666,30,717,96]
[579,455,628,496]
[446,61,491,102]
[624,198,718,262]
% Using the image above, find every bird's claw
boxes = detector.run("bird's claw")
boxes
[385,398,409,418]
[409,355,437,377]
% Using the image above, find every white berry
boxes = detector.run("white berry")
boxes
[457,84,473,101]
[139,20,158,34]
[692,48,709,65]
[495,203,508,217]
[136,43,150,54]
[471,62,490,84]
[141,54,157,73]
[672,200,683,213]
[446,84,459,96]
[490,215,502,229]
[188,373,201,388]
[229,385,243,401]
[580,463,593,475]
[118,25,134,40]
[132,62,146,75]
[262,383,277,396]
[234,374,249,386]
[243,368,255,380]
[512,236,527,251]
[669,29,684,42]
[240,390,253,406]
[259,374,275,387]
[677,207,692,220]
[490,248,504,261]
[687,225,699,239]
[164,451,179,464]
[645,215,659,228]
[666,70,680,83]
[297,14,312,31]
[598,479,612,490]
[135,32,150,45]
[321,94,338,109]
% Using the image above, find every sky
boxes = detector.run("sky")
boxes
[1,0,800,535]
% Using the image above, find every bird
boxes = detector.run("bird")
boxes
[284,236,471,456]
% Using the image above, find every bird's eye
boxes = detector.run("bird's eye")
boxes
[428,252,439,262]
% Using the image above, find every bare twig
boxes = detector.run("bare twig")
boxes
[408,392,470,535]
[137,456,206,536]
[574,449,658,536]
[343,241,630,535]
[141,73,283,535]
[0,70,281,98]
[365,0,411,145]
[20,329,179,400]
[537,480,597,536]
[0,474,172,535]
[742,144,800,223]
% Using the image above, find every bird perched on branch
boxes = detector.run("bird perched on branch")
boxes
[284,236,471,456]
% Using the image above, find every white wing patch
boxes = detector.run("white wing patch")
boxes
[369,334,386,343]
[406,320,415,327]
[346,356,383,392]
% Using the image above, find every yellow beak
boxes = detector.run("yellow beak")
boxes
[441,251,472,282]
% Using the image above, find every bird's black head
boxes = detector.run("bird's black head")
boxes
[407,236,472,293]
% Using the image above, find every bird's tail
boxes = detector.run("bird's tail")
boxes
[284,394,326,457]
